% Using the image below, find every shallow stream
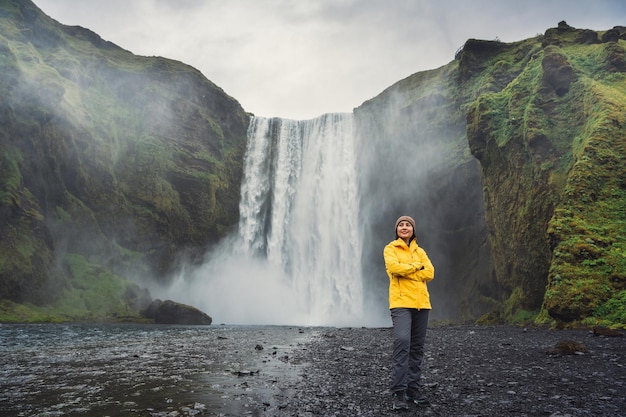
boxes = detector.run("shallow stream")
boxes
[0,323,317,416]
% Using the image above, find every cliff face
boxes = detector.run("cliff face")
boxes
[356,22,626,326]
[354,66,499,322]
[464,22,626,325]
[0,0,249,319]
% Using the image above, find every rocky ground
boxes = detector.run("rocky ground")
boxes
[2,323,624,417]
[276,325,625,417]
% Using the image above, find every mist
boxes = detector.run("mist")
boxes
[161,114,390,327]
[353,76,495,324]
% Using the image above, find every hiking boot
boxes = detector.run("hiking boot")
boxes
[391,391,409,411]
[405,388,429,405]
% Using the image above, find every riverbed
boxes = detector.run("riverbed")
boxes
[1,323,625,417]
[0,323,316,416]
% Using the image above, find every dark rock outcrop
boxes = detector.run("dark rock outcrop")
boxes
[143,299,213,325]
[541,46,575,97]
[542,21,600,47]
[602,28,621,43]
[466,23,626,324]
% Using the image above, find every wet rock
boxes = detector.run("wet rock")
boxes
[230,369,259,376]
[542,46,575,97]
[123,283,153,312]
[593,326,624,337]
[144,299,212,325]
[546,339,588,355]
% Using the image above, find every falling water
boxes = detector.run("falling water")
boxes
[240,114,364,324]
[172,113,366,326]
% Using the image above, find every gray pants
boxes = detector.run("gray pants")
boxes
[390,308,429,393]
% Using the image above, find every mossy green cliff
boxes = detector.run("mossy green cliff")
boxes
[466,23,626,327]
[356,22,626,328]
[0,0,249,321]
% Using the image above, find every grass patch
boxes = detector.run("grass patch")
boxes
[0,254,145,323]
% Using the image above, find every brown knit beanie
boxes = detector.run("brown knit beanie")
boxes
[395,215,416,231]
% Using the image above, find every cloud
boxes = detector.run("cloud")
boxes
[33,0,626,119]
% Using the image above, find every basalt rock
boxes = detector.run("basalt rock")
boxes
[144,299,213,325]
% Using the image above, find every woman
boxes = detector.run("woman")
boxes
[383,215,435,410]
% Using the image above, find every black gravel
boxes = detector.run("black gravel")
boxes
[279,325,626,417]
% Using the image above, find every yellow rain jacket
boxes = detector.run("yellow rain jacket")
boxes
[384,238,435,310]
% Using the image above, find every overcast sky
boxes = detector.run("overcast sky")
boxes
[33,0,626,120]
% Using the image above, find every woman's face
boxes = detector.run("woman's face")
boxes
[396,220,413,241]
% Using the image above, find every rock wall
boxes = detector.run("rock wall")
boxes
[0,0,249,316]
[464,22,626,324]
[356,22,626,326]
[354,66,498,322]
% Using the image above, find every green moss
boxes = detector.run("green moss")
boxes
[587,290,626,328]
[0,147,23,204]
[510,309,538,324]
[465,33,626,326]
[501,287,540,324]
[1,225,37,275]
[0,253,145,323]
[50,254,132,318]
[476,92,515,147]
[545,70,626,326]
[54,206,71,222]
[533,308,556,327]
[565,43,607,74]
[0,299,66,323]
[475,311,503,325]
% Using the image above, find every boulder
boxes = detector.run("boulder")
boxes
[143,299,212,325]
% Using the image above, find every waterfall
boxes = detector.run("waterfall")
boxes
[173,113,367,326]
[238,114,364,325]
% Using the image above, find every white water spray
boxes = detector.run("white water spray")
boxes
[171,114,367,326]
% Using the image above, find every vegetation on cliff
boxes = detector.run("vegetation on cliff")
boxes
[0,0,249,322]
[463,22,626,327]
[356,22,625,328]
